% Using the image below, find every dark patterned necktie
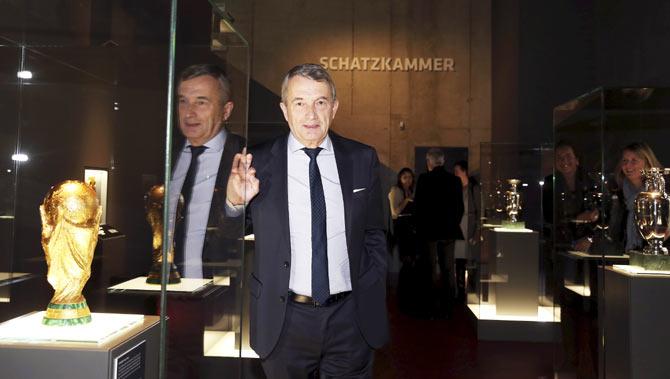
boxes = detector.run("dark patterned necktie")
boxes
[303,147,330,304]
[174,145,207,272]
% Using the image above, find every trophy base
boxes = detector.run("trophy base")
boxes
[501,220,526,229]
[146,262,181,285]
[629,250,670,271]
[43,300,92,326]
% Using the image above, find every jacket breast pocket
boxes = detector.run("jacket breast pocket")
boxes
[249,273,262,299]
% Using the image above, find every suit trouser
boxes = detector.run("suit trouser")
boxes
[427,240,456,313]
[261,295,373,379]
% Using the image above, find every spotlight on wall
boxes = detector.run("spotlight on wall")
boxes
[11,153,29,162]
[17,71,33,79]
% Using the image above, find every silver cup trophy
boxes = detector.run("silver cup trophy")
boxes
[634,168,670,255]
[505,179,522,223]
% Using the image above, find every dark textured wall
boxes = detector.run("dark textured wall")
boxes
[493,0,670,145]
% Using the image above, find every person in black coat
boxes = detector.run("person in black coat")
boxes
[414,148,464,317]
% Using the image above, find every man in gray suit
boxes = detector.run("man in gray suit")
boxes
[227,63,388,378]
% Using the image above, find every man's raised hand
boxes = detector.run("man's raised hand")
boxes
[226,148,259,206]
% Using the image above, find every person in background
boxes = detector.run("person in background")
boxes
[543,141,598,252]
[389,167,416,259]
[388,167,418,314]
[453,160,480,301]
[414,148,464,318]
[613,141,663,252]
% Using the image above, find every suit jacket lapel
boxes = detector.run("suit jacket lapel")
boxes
[331,133,354,260]
[264,135,291,261]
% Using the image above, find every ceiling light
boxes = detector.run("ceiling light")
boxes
[11,153,29,162]
[17,71,32,79]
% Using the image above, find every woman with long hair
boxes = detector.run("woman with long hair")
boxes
[388,167,419,314]
[614,142,662,251]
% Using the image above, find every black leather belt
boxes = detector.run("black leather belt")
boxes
[288,291,351,307]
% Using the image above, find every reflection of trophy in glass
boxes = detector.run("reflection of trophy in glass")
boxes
[40,180,101,325]
[634,168,670,255]
[505,179,522,222]
[493,181,506,214]
[145,184,181,284]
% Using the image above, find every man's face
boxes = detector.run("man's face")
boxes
[454,165,467,181]
[280,75,339,148]
[555,146,579,177]
[178,75,233,146]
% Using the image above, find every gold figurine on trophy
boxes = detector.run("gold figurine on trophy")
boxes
[40,180,101,326]
[145,184,181,284]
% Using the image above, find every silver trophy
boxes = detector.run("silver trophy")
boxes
[505,179,522,223]
[634,168,670,255]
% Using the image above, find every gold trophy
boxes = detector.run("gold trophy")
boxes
[145,184,181,284]
[634,168,670,255]
[502,179,525,228]
[40,180,101,326]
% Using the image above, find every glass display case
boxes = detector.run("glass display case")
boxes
[553,87,670,379]
[0,1,252,378]
[466,143,558,341]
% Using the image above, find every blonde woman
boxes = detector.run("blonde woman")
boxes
[615,142,662,251]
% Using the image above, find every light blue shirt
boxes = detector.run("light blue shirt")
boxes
[287,133,351,296]
[169,129,227,278]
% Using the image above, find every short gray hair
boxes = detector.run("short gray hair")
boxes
[281,63,337,103]
[178,63,232,105]
[426,148,445,166]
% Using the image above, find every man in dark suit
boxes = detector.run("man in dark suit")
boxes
[167,64,244,378]
[226,63,389,378]
[414,148,464,317]
[170,63,245,279]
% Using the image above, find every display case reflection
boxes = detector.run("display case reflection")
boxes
[145,184,181,284]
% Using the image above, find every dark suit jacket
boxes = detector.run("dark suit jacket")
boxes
[246,132,389,359]
[173,131,245,278]
[414,166,465,241]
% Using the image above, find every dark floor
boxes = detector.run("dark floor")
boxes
[373,291,555,379]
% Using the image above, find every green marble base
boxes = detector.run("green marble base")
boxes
[629,250,670,271]
[501,220,526,229]
[43,301,92,326]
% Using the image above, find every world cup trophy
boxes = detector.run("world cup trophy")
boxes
[40,180,101,326]
[145,184,181,284]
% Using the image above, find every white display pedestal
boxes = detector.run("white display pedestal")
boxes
[488,228,539,316]
[600,266,670,379]
[469,228,558,342]
[0,314,159,378]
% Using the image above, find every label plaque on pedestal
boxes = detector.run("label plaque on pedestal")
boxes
[114,340,146,379]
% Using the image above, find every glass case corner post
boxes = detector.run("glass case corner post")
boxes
[159,1,179,378]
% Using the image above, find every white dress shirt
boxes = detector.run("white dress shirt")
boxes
[168,129,227,278]
[287,133,351,296]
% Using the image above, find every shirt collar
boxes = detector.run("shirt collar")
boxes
[287,132,333,154]
[183,129,227,153]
